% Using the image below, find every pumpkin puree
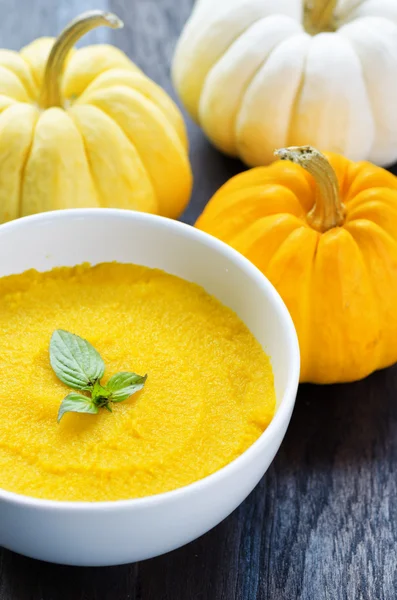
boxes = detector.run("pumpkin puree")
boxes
[0,263,275,501]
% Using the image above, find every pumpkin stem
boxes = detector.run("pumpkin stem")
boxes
[303,0,338,34]
[275,146,345,232]
[39,10,123,109]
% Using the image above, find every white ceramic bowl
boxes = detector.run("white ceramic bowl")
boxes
[0,209,299,566]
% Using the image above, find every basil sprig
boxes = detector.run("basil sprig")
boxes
[50,330,147,422]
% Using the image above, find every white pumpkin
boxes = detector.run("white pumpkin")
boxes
[172,0,397,167]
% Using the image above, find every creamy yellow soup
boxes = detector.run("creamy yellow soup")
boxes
[0,263,275,501]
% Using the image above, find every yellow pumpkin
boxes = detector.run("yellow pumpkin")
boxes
[196,146,397,384]
[0,10,192,223]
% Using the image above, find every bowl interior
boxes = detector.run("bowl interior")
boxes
[0,209,298,405]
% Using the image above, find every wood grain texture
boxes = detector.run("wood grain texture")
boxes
[1,1,397,599]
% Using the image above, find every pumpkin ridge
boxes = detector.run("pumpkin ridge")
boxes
[263,219,315,274]
[286,37,309,148]
[309,227,380,382]
[68,109,101,208]
[225,216,304,311]
[20,38,57,91]
[200,183,305,227]
[336,0,363,25]
[0,95,17,115]
[21,107,99,215]
[341,33,376,156]
[66,65,122,100]
[0,104,38,222]
[266,226,318,379]
[297,227,319,382]
[236,32,310,166]
[339,18,397,165]
[200,15,299,156]
[0,65,31,103]
[344,161,397,201]
[17,109,39,218]
[61,50,142,105]
[126,82,188,151]
[209,163,315,210]
[341,223,384,371]
[0,50,39,99]
[345,217,397,251]
[84,85,192,217]
[0,65,35,102]
[68,103,157,212]
[63,62,139,105]
[344,186,397,212]
[172,6,278,122]
[206,169,276,204]
[345,199,397,240]
[172,0,302,121]
[83,83,187,148]
[20,51,41,89]
[78,71,187,149]
[288,33,374,161]
[324,152,351,200]
[230,19,295,150]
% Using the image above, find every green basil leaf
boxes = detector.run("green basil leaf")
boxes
[91,379,112,403]
[106,372,147,402]
[50,330,105,391]
[57,393,99,423]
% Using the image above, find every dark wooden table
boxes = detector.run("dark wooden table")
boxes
[1,1,397,598]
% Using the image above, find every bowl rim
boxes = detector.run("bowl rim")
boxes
[0,208,300,511]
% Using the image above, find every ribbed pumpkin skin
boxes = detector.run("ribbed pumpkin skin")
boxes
[196,153,397,383]
[0,39,192,223]
[172,0,397,167]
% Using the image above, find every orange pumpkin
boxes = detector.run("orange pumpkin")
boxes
[196,146,397,383]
